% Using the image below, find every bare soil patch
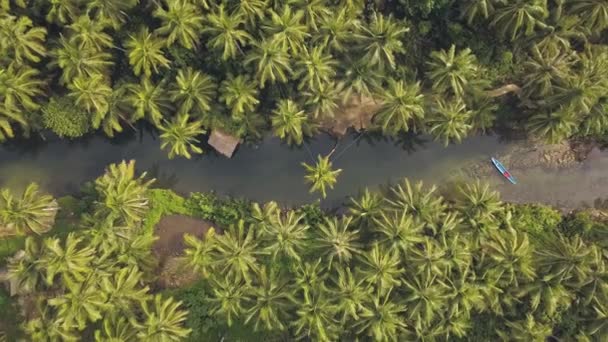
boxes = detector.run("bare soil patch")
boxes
[153,215,217,288]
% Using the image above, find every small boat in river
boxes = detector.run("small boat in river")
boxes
[491,157,517,184]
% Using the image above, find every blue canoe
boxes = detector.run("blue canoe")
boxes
[491,157,517,184]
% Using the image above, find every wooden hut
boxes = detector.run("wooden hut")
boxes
[208,129,240,158]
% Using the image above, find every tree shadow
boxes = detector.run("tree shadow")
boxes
[146,163,179,190]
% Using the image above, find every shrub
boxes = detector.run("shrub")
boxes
[42,96,91,138]
[508,203,562,236]
[143,189,189,232]
[185,192,251,227]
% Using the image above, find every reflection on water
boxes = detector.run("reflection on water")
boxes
[0,130,606,209]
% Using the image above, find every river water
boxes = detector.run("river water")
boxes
[0,130,606,209]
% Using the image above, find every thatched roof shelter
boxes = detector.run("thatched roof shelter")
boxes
[208,129,240,158]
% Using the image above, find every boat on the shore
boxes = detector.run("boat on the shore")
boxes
[491,157,517,184]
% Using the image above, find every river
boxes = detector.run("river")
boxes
[0,130,606,209]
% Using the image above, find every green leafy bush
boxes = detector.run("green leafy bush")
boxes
[508,203,562,236]
[143,189,189,232]
[185,192,251,226]
[41,97,91,138]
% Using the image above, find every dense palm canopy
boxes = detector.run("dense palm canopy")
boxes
[204,5,252,60]
[426,45,479,98]
[169,67,216,116]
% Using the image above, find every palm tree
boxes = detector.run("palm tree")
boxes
[100,266,150,318]
[0,15,46,65]
[49,279,109,330]
[408,237,450,277]
[208,275,249,326]
[158,114,205,159]
[355,290,407,341]
[581,99,608,136]
[426,45,479,98]
[549,57,607,114]
[24,302,79,341]
[0,63,45,112]
[355,13,408,70]
[535,233,592,284]
[292,287,339,342]
[94,160,155,225]
[514,278,572,318]
[214,220,261,283]
[50,36,113,85]
[314,216,361,268]
[348,188,383,227]
[456,181,503,225]
[38,232,96,285]
[294,46,337,91]
[127,78,173,126]
[482,229,536,287]
[67,74,112,116]
[588,296,608,338]
[341,58,383,101]
[427,97,473,146]
[358,243,404,294]
[231,0,267,25]
[388,179,445,223]
[372,210,424,257]
[45,0,81,24]
[567,0,608,34]
[302,155,342,198]
[263,6,309,54]
[374,78,425,136]
[117,233,158,274]
[7,237,44,292]
[154,0,203,49]
[0,183,58,236]
[98,84,131,137]
[245,267,292,331]
[496,314,552,341]
[245,39,292,88]
[526,107,578,143]
[314,8,359,53]
[219,75,260,117]
[86,0,138,30]
[125,27,171,77]
[293,259,327,296]
[271,99,314,146]
[261,210,309,261]
[521,45,576,100]
[490,0,549,41]
[94,316,137,341]
[66,15,113,52]
[170,67,216,116]
[203,5,252,60]
[289,0,331,31]
[183,229,217,278]
[460,0,497,24]
[444,269,485,320]
[401,272,449,324]
[329,266,372,322]
[303,80,343,118]
[133,294,191,341]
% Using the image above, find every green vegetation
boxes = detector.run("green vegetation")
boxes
[0,0,605,158]
[1,161,608,340]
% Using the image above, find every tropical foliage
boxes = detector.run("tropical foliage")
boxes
[0,0,604,160]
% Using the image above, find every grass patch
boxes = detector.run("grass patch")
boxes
[143,189,191,233]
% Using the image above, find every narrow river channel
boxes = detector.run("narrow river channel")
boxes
[0,130,606,209]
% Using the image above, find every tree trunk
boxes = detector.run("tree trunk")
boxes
[486,84,522,98]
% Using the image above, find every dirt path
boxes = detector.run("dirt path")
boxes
[153,214,216,288]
